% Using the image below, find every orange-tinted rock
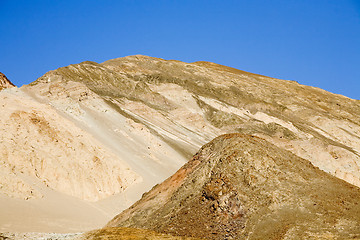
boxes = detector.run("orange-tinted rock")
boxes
[107,134,360,239]
[0,72,15,90]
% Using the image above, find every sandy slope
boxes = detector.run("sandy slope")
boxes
[0,88,137,232]
[0,87,141,201]
[0,84,188,232]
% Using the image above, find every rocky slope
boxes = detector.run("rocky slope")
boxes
[107,134,360,239]
[81,227,203,240]
[1,228,202,240]
[0,72,15,90]
[28,55,360,189]
[1,55,360,233]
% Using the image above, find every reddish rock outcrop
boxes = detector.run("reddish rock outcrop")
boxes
[107,134,360,239]
[0,72,15,90]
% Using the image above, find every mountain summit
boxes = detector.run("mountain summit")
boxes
[0,72,15,90]
[106,134,360,239]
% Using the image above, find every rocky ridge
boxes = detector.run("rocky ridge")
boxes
[0,72,15,90]
[107,134,360,239]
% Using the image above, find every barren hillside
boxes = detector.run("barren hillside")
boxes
[1,55,360,233]
[30,55,360,188]
[28,56,360,185]
[107,134,360,239]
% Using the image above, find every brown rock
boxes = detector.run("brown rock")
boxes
[0,72,15,90]
[107,134,360,239]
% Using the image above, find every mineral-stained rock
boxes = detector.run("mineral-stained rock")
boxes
[0,72,15,90]
[82,227,203,240]
[107,134,360,239]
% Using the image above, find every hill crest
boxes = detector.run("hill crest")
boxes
[0,72,15,90]
[107,133,360,239]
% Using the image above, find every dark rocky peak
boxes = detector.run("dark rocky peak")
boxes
[0,72,15,90]
[107,134,360,239]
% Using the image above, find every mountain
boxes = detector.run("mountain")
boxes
[106,134,360,239]
[1,55,360,233]
[28,55,360,188]
[0,72,15,90]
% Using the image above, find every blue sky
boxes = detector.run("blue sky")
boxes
[1,0,359,99]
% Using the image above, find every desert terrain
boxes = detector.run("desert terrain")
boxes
[1,56,360,239]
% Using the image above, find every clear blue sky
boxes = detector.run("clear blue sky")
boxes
[1,0,359,99]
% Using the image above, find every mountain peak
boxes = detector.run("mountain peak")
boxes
[0,72,15,90]
[107,133,360,239]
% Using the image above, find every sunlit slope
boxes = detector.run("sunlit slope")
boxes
[107,134,360,239]
[31,55,360,188]
[0,88,140,232]
[1,54,359,232]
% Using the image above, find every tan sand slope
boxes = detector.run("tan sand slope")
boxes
[0,87,144,232]
[0,81,188,232]
[0,87,140,202]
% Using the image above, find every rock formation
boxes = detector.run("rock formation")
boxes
[0,72,15,90]
[107,134,360,239]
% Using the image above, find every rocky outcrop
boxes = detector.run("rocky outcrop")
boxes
[107,134,360,239]
[0,72,15,90]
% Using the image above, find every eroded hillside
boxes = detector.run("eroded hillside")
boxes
[30,55,360,188]
[107,134,360,239]
[0,88,140,201]
[1,55,360,233]
[0,72,15,90]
